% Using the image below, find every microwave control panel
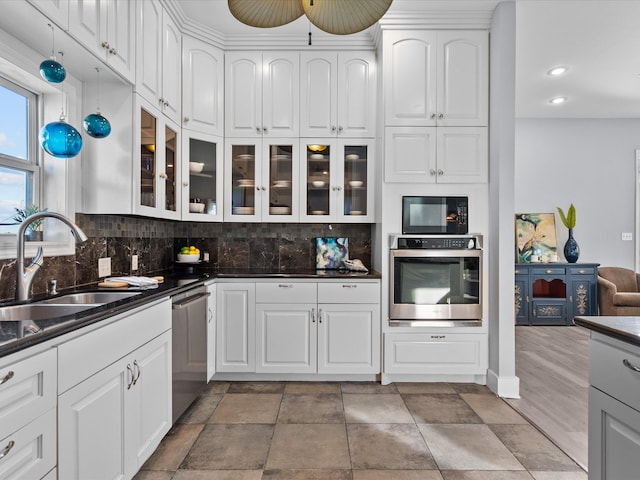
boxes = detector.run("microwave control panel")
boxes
[395,236,480,250]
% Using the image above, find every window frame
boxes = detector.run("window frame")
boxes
[0,29,80,260]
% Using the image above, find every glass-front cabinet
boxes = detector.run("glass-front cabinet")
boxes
[224,138,299,222]
[135,96,181,220]
[181,131,223,221]
[300,139,374,222]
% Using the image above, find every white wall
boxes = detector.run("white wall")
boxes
[515,118,640,270]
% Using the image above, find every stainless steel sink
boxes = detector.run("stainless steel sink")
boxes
[0,303,100,322]
[41,291,141,305]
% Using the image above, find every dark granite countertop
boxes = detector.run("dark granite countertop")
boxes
[0,268,381,358]
[575,316,640,347]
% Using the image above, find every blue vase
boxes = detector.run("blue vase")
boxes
[564,228,580,263]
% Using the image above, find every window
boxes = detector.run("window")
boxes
[0,76,39,236]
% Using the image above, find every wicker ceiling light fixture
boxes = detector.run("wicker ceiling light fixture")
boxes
[228,0,393,34]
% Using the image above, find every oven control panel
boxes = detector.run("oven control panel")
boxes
[395,236,481,250]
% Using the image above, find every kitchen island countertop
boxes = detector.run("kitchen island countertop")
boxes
[574,315,640,347]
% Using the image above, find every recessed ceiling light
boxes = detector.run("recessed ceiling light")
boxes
[549,96,568,105]
[548,66,568,76]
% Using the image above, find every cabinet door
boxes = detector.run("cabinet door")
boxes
[136,0,162,105]
[300,52,336,137]
[300,139,334,221]
[160,11,181,123]
[206,283,216,380]
[383,30,437,126]
[256,304,317,373]
[337,140,374,222]
[337,52,375,138]
[128,331,172,474]
[262,140,299,222]
[383,126,437,183]
[318,304,380,374]
[589,386,640,480]
[436,31,488,127]
[58,357,128,480]
[262,52,299,137]
[182,36,224,135]
[225,52,262,137]
[514,272,530,325]
[216,283,256,372]
[225,139,261,221]
[436,127,488,183]
[28,0,69,30]
[105,0,135,83]
[68,0,103,58]
[182,131,223,222]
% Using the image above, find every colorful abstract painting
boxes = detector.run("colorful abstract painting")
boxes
[315,237,349,269]
[515,213,558,263]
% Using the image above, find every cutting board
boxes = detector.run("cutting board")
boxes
[98,276,164,288]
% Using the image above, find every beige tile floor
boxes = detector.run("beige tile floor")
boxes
[134,381,587,480]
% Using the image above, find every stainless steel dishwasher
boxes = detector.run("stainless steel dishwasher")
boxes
[171,285,210,423]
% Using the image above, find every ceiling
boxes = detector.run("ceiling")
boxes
[176,0,640,119]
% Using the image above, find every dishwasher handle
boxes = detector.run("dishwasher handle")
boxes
[172,291,210,309]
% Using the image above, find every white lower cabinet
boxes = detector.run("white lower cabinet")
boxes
[206,281,217,380]
[0,348,57,480]
[57,299,172,480]
[251,280,381,375]
[216,283,256,372]
[384,333,487,375]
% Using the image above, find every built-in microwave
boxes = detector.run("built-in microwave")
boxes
[402,196,468,235]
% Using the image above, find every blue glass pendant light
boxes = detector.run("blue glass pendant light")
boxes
[83,68,111,138]
[40,112,83,158]
[39,24,66,83]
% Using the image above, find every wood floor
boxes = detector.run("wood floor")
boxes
[506,325,590,471]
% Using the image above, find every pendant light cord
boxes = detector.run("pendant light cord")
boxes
[48,23,55,59]
[95,67,101,114]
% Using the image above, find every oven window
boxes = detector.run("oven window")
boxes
[394,257,480,305]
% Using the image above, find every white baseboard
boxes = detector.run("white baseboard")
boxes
[486,368,520,398]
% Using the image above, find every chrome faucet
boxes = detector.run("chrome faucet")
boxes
[16,212,88,301]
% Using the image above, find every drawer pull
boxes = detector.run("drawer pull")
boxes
[132,360,141,386]
[579,269,586,274]
[0,370,14,385]
[0,440,14,459]
[127,364,134,390]
[278,284,293,288]
[311,308,316,323]
[546,269,552,274]
[623,359,640,373]
[431,335,445,339]
[342,284,357,288]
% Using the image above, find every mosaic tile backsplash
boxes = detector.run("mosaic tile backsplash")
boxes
[0,214,372,302]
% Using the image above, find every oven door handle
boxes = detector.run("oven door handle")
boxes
[172,292,210,309]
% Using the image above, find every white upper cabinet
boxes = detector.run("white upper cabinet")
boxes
[384,30,488,127]
[300,52,376,138]
[28,0,69,29]
[182,35,224,136]
[136,0,181,124]
[68,0,135,82]
[225,52,299,138]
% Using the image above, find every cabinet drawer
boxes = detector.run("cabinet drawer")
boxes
[318,282,380,304]
[0,348,56,439]
[384,333,487,375]
[591,335,640,412]
[530,266,565,276]
[0,408,56,480]
[58,298,171,393]
[570,267,595,275]
[256,282,317,303]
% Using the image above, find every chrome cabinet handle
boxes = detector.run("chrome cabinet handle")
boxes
[278,284,293,288]
[623,359,640,373]
[132,360,141,385]
[0,441,15,460]
[311,307,316,323]
[318,308,323,323]
[126,364,134,390]
[0,370,14,385]
[431,335,445,339]
[342,284,357,288]
[208,307,213,323]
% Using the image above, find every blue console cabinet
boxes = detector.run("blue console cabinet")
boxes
[515,263,599,326]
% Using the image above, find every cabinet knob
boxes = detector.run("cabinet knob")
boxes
[263,127,268,134]
[109,47,117,55]
[578,269,586,274]
[101,41,109,49]
[437,169,444,176]
[183,117,190,123]
[159,172,167,179]
[182,181,188,187]
[438,113,444,119]
[430,113,436,119]
[256,127,261,134]
[331,125,337,132]
[430,169,437,176]
[338,125,343,133]
[546,269,552,274]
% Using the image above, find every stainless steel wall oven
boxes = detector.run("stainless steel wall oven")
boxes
[389,235,483,326]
